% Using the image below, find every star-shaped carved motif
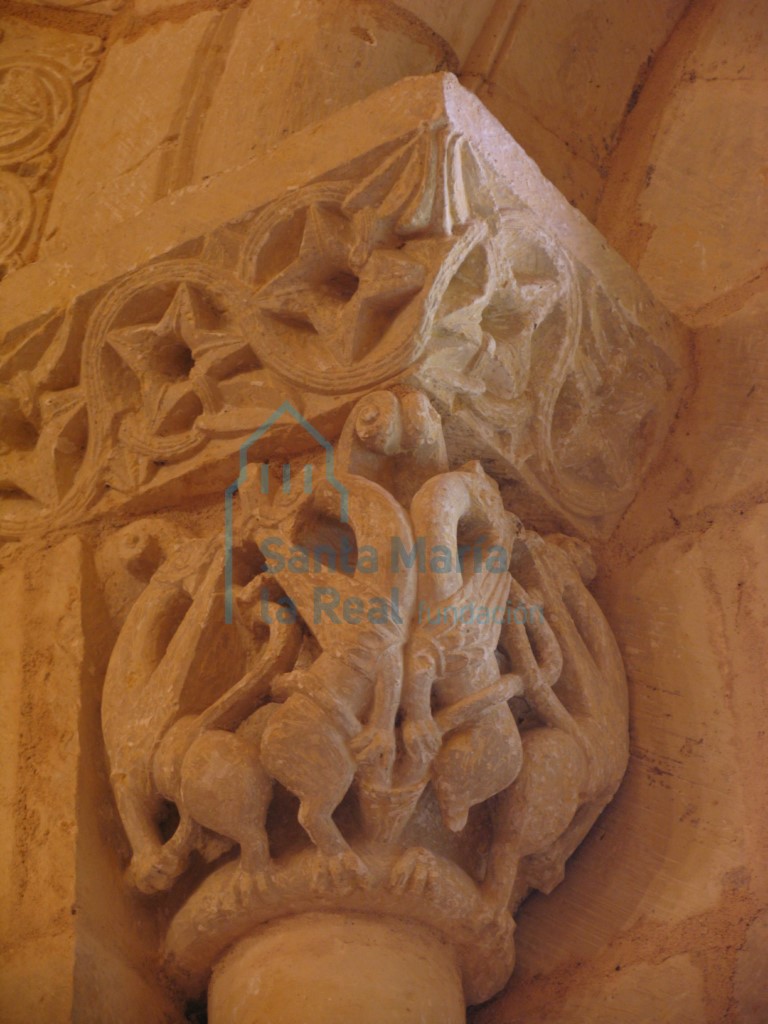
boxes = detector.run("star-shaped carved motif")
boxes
[107,282,251,438]
[0,356,85,509]
[256,203,426,368]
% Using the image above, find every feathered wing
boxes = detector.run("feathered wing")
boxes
[196,598,302,732]
[102,542,222,802]
[102,542,292,860]
[413,567,512,674]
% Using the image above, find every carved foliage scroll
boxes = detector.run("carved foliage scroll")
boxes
[419,207,680,525]
[0,310,85,525]
[0,27,101,277]
[0,121,683,538]
[0,127,485,533]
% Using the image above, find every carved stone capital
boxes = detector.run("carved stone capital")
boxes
[99,387,630,1013]
[0,72,685,1021]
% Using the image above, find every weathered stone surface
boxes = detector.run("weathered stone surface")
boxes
[613,288,768,552]
[191,0,456,183]
[394,0,498,64]
[0,540,82,1023]
[0,933,74,1024]
[734,909,768,1024]
[489,954,707,1024]
[635,77,768,317]
[42,11,221,257]
[0,534,181,1022]
[598,0,768,324]
[469,0,688,218]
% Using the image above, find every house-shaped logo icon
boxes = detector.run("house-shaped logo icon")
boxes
[224,401,349,622]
